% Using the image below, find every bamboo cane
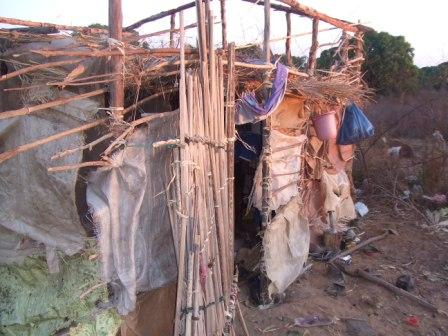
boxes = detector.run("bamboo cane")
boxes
[32,47,198,58]
[174,11,189,336]
[0,59,81,82]
[0,90,177,164]
[203,4,229,331]
[0,88,106,121]
[124,1,196,31]
[47,160,109,172]
[0,16,110,34]
[0,119,106,164]
[225,43,236,286]
[194,75,219,335]
[51,133,114,160]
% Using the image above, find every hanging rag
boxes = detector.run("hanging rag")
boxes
[236,63,289,124]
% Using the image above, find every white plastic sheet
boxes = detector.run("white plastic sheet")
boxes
[321,170,356,226]
[87,112,179,315]
[0,93,101,263]
[263,196,309,297]
[253,129,307,211]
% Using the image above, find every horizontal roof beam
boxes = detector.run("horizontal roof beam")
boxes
[124,1,195,31]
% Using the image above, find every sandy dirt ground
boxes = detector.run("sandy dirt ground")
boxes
[234,201,448,336]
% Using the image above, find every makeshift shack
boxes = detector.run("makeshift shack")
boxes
[0,0,371,335]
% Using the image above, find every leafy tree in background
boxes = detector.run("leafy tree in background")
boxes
[419,62,448,90]
[363,31,419,95]
[88,23,108,29]
[317,48,337,70]
[317,31,420,96]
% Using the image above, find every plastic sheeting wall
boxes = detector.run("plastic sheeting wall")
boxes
[263,196,309,297]
[0,92,101,263]
[253,129,307,211]
[87,111,179,315]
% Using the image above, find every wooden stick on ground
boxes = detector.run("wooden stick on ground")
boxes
[237,300,250,336]
[351,268,448,317]
[329,230,395,262]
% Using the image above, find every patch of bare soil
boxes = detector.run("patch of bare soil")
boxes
[235,202,448,336]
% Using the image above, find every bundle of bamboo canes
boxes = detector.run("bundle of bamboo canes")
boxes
[162,3,236,335]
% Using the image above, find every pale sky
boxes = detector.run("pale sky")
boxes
[0,0,446,67]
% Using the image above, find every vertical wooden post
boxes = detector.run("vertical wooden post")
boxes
[174,12,187,336]
[263,0,271,62]
[108,0,124,121]
[340,31,349,66]
[226,42,236,285]
[220,0,228,48]
[260,0,272,306]
[307,18,319,75]
[285,12,292,66]
[261,0,271,232]
[354,31,364,83]
[169,13,176,47]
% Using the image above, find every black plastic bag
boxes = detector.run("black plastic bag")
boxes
[337,103,374,145]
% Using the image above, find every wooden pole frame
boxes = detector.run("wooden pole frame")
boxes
[108,0,124,122]
[285,12,292,66]
[220,0,228,48]
[125,1,195,31]
[0,59,81,82]
[261,0,271,229]
[277,0,361,32]
[0,16,110,34]
[307,18,319,75]
[31,48,198,58]
[169,13,176,47]
[0,89,107,121]
[259,0,272,307]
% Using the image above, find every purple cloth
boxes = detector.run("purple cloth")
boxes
[236,63,289,124]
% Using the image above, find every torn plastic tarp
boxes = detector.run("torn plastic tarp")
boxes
[263,196,309,297]
[320,170,356,228]
[253,129,307,211]
[236,63,288,124]
[87,112,179,315]
[0,92,102,263]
